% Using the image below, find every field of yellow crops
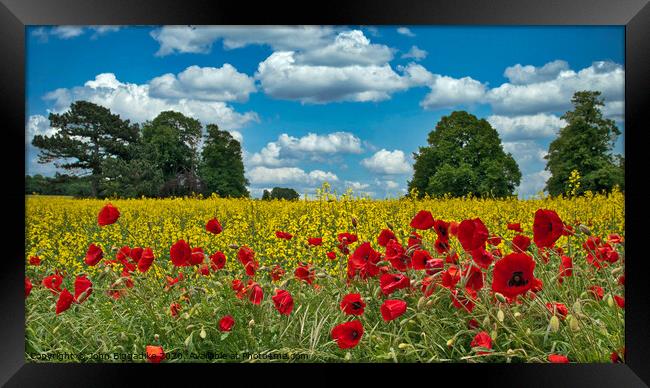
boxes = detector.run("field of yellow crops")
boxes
[24,188,625,363]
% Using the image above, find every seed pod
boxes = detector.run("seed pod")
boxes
[495,293,507,303]
[497,309,505,322]
[549,315,560,332]
[578,224,591,235]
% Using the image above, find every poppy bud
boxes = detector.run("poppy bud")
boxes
[184,335,192,348]
[611,267,622,276]
[567,315,580,332]
[549,315,560,332]
[154,334,159,342]
[398,343,411,350]
[490,330,498,340]
[399,318,410,326]
[573,300,582,315]
[351,217,358,228]
[417,296,426,310]
[182,312,190,320]
[426,299,435,307]
[526,328,531,335]
[345,352,352,360]
[316,272,328,278]
[446,338,455,347]
[495,293,507,303]
[497,309,505,322]
[514,312,522,318]
[483,316,490,327]
[228,244,239,250]
[248,319,255,327]
[200,328,207,339]
[606,294,614,308]
[578,224,591,235]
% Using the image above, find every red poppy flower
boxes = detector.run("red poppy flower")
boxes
[410,210,435,230]
[232,278,244,296]
[441,265,461,289]
[275,231,293,240]
[608,234,623,244]
[377,229,397,247]
[244,260,259,277]
[618,275,625,286]
[294,263,315,284]
[408,232,422,249]
[588,285,604,300]
[445,252,459,264]
[546,302,569,319]
[610,349,624,363]
[170,240,191,267]
[470,247,494,269]
[491,252,536,299]
[380,299,407,321]
[421,276,436,297]
[425,259,444,276]
[308,237,323,246]
[272,289,294,316]
[512,235,531,253]
[385,239,411,272]
[558,255,573,281]
[271,265,285,281]
[249,284,264,305]
[73,275,92,303]
[548,354,570,363]
[97,203,120,226]
[533,209,564,248]
[471,331,492,354]
[55,288,74,315]
[85,244,103,266]
[205,218,223,234]
[170,302,181,317]
[146,345,165,363]
[331,320,364,349]
[487,236,502,246]
[337,232,358,244]
[326,251,337,260]
[434,237,450,254]
[614,295,625,309]
[412,249,433,270]
[43,274,63,294]
[468,319,480,330]
[165,273,183,290]
[340,293,365,315]
[458,218,489,252]
[451,288,477,313]
[29,256,41,266]
[137,248,155,273]
[237,246,256,266]
[507,223,523,233]
[25,277,32,298]
[219,315,235,332]
[449,221,459,236]
[462,264,484,291]
[433,219,450,239]
[348,242,381,279]
[187,247,203,266]
[380,273,410,295]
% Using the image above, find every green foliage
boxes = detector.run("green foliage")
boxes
[141,111,203,196]
[544,91,624,196]
[263,187,300,201]
[31,101,139,196]
[199,124,249,198]
[100,157,164,198]
[409,111,521,198]
[25,173,93,197]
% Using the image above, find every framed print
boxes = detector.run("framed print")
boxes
[1,0,649,386]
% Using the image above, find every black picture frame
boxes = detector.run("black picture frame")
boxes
[2,0,648,386]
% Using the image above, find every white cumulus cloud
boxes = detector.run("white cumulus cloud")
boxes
[397,27,415,37]
[487,113,566,141]
[247,166,338,185]
[361,149,412,175]
[401,45,428,61]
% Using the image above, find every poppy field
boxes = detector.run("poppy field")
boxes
[24,188,625,363]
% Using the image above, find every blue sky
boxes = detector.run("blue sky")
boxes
[25,25,625,198]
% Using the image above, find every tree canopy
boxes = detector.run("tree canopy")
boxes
[544,91,624,196]
[262,187,300,201]
[408,111,521,198]
[199,124,249,198]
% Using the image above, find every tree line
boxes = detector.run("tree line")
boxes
[408,90,624,198]
[28,90,623,200]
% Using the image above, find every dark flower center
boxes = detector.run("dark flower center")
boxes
[508,271,528,287]
[351,301,362,310]
[350,330,359,339]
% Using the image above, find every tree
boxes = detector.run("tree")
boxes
[199,124,249,197]
[141,111,202,196]
[261,190,271,200]
[31,101,139,196]
[408,111,521,198]
[267,187,300,201]
[100,157,164,198]
[544,91,624,196]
